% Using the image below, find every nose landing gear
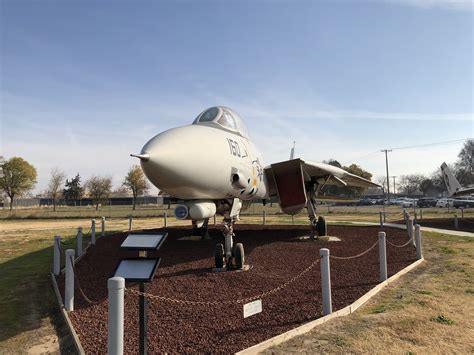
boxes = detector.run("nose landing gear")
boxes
[214,217,245,270]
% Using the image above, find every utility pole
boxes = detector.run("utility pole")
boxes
[391,176,397,196]
[381,149,392,204]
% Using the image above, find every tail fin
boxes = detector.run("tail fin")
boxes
[289,141,295,160]
[440,162,461,197]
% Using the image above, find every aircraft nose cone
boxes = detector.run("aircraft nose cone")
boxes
[137,125,232,199]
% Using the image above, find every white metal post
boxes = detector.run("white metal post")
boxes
[77,227,83,257]
[108,277,124,355]
[263,211,266,225]
[378,232,387,281]
[320,248,332,315]
[379,211,384,227]
[164,212,167,228]
[65,249,75,312]
[101,217,106,237]
[91,219,96,245]
[454,214,458,230]
[128,216,133,232]
[415,224,422,260]
[407,218,414,240]
[53,235,61,276]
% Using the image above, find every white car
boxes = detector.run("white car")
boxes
[436,198,454,208]
[402,199,417,208]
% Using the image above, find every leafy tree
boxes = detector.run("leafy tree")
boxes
[322,160,374,197]
[0,157,37,210]
[398,174,424,196]
[123,165,149,210]
[86,176,112,210]
[48,168,66,212]
[455,139,473,186]
[63,174,84,204]
[419,177,433,196]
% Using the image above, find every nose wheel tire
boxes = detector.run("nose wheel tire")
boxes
[233,243,245,269]
[215,243,224,268]
[316,216,327,236]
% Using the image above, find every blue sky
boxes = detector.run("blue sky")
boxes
[1,0,473,193]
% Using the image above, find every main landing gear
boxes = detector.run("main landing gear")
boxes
[307,193,327,240]
[214,217,245,270]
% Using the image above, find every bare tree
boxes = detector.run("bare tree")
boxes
[123,165,149,210]
[48,168,66,212]
[86,176,113,210]
[398,174,424,196]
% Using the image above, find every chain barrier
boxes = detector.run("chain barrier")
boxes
[125,258,321,306]
[385,212,406,223]
[385,236,414,248]
[460,218,474,225]
[69,255,99,305]
[330,239,379,260]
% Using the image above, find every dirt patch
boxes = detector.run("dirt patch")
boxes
[59,224,416,353]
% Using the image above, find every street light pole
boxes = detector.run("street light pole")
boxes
[381,150,392,204]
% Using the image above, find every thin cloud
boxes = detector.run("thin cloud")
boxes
[380,0,473,11]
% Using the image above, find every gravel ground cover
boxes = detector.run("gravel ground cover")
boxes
[59,224,417,353]
[393,218,474,233]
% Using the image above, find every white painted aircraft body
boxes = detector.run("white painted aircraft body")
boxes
[133,106,379,269]
[440,162,474,197]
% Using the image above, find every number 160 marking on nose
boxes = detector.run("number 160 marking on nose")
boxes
[227,138,241,157]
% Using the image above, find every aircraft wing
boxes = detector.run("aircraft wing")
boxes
[301,160,380,188]
[452,187,474,197]
[264,159,380,214]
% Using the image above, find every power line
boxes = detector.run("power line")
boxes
[344,138,468,164]
[388,138,467,151]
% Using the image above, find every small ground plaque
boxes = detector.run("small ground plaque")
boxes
[120,233,168,251]
[113,258,161,282]
[243,299,262,318]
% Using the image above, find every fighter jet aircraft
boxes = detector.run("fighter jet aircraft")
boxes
[440,162,474,197]
[132,106,379,270]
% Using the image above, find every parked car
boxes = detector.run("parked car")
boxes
[436,198,454,208]
[453,199,474,208]
[357,198,375,206]
[417,197,438,208]
[402,199,417,208]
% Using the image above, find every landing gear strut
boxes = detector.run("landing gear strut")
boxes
[307,190,327,240]
[214,217,245,270]
[192,218,210,240]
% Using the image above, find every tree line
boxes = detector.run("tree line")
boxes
[0,139,471,208]
[0,160,149,211]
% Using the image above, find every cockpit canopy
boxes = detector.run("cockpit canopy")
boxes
[192,106,249,138]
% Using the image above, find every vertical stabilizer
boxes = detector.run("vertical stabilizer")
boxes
[289,141,295,160]
[440,162,461,197]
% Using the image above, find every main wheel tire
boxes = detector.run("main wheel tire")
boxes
[215,243,224,268]
[317,216,327,236]
[233,243,245,269]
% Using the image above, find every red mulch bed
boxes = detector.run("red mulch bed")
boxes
[392,218,474,233]
[58,224,417,353]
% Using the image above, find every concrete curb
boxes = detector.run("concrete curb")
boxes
[335,221,474,237]
[236,257,425,355]
[50,273,85,355]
